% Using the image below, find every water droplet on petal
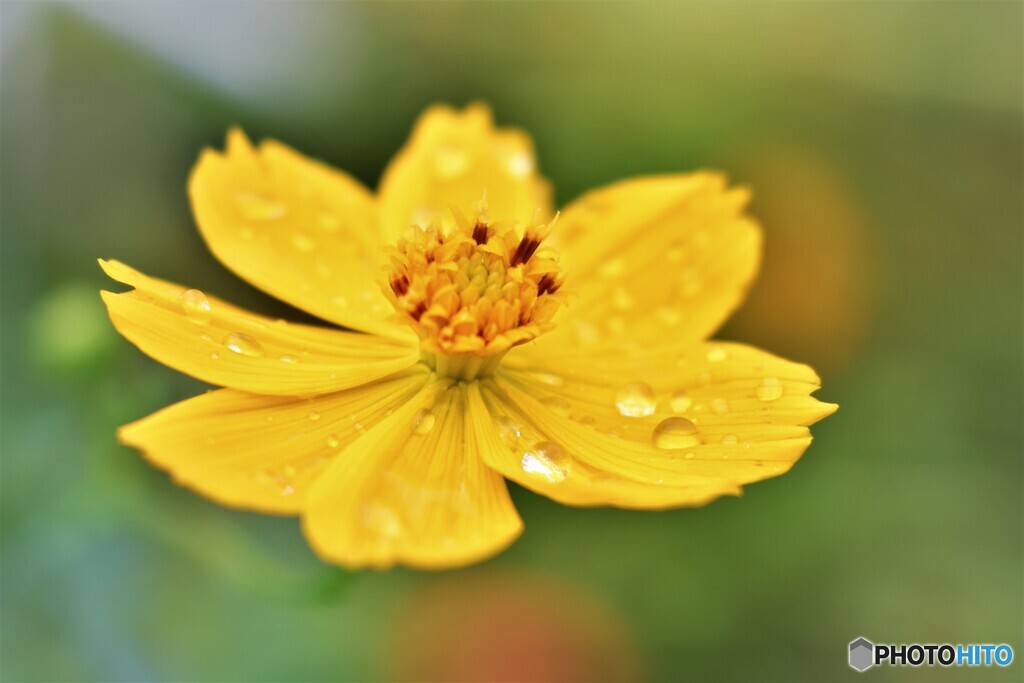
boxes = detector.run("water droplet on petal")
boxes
[612,287,633,310]
[209,351,220,360]
[615,382,657,417]
[326,434,340,449]
[308,410,320,421]
[508,150,535,177]
[223,332,265,357]
[434,145,470,178]
[362,502,403,537]
[278,354,297,364]
[670,390,692,414]
[541,396,571,416]
[493,416,521,450]
[722,434,738,444]
[757,377,784,402]
[533,372,564,387]
[683,451,696,459]
[710,398,730,415]
[706,345,727,362]
[412,408,436,435]
[521,441,570,483]
[291,232,315,252]
[317,212,340,232]
[178,289,211,323]
[652,417,702,450]
[234,191,288,221]
[599,257,625,279]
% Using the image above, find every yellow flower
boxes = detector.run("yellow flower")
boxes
[101,104,836,570]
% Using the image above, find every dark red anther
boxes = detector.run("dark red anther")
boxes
[390,275,409,296]
[472,222,489,245]
[536,273,561,295]
[510,237,540,267]
[410,301,427,321]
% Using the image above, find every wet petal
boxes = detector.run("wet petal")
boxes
[119,369,433,514]
[468,380,740,509]
[101,259,419,395]
[539,173,760,352]
[303,380,523,569]
[476,341,835,506]
[189,129,410,338]
[378,103,552,242]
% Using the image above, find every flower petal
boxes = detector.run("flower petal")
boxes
[378,103,552,242]
[473,342,836,508]
[538,173,761,353]
[468,379,740,509]
[303,379,523,570]
[189,128,410,338]
[119,369,433,514]
[100,259,419,395]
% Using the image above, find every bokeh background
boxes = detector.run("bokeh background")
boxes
[2,2,1021,681]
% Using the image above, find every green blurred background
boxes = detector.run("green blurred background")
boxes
[2,2,1021,681]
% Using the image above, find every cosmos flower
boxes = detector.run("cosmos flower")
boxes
[101,104,836,570]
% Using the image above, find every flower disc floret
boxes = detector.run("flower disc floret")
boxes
[384,205,564,379]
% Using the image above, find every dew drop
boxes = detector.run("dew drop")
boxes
[652,417,702,450]
[710,398,730,415]
[722,434,738,444]
[706,345,727,362]
[209,351,220,360]
[412,408,436,435]
[756,377,784,402]
[656,306,681,327]
[223,332,265,357]
[612,286,633,310]
[326,434,340,449]
[362,503,403,537]
[317,212,340,232]
[434,145,470,178]
[493,416,521,450]
[521,441,571,483]
[508,150,535,177]
[291,232,315,252]
[178,288,211,323]
[533,372,564,387]
[615,381,657,417]
[541,396,571,416]
[278,354,297,364]
[684,452,695,459]
[599,257,625,279]
[670,390,692,414]
[234,191,288,221]
[308,410,321,422]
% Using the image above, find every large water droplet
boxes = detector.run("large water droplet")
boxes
[326,434,340,449]
[521,441,570,483]
[493,416,521,450]
[223,332,264,357]
[541,396,571,417]
[670,390,692,414]
[615,382,657,417]
[234,191,288,221]
[652,417,702,450]
[710,398,730,415]
[756,377,783,402]
[308,410,321,421]
[412,408,436,435]
[178,288,211,323]
[706,345,727,362]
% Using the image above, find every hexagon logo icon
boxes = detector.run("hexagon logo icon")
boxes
[849,637,875,672]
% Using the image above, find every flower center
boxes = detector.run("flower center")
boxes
[383,202,564,380]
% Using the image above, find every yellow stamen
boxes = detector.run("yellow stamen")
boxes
[383,203,565,380]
